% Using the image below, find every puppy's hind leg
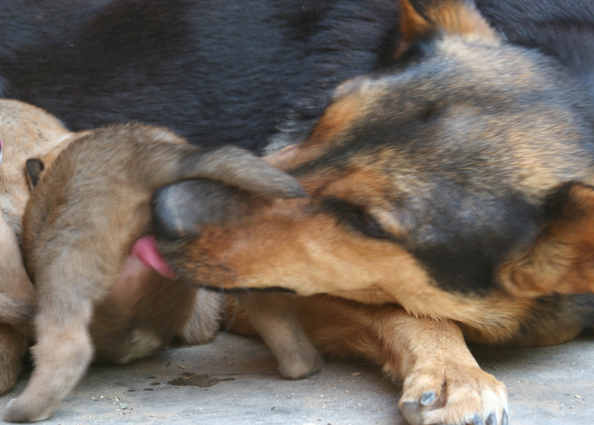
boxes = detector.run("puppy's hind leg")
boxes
[237,293,322,379]
[175,288,223,346]
[4,258,111,423]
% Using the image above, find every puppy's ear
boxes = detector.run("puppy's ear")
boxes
[25,158,44,189]
[396,0,498,57]
[498,183,594,297]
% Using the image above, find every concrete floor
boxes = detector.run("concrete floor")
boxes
[1,332,592,425]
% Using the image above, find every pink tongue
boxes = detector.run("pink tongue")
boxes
[131,236,176,279]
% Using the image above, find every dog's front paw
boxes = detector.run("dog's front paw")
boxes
[399,362,508,425]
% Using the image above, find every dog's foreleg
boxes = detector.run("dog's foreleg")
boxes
[378,314,509,425]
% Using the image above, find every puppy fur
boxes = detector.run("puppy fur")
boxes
[0,106,309,422]
[0,100,232,397]
[0,100,72,394]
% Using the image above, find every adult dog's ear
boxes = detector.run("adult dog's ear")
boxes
[498,183,594,297]
[25,158,44,189]
[396,0,498,57]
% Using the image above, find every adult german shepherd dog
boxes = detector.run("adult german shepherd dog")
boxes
[147,0,594,424]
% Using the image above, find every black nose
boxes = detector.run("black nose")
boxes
[152,179,248,242]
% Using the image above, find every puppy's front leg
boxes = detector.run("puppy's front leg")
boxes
[238,293,322,379]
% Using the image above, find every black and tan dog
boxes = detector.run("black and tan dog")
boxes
[146,0,594,423]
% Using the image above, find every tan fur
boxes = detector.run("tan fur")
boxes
[396,0,498,57]
[3,111,308,422]
[0,100,73,395]
[0,100,226,398]
[499,184,594,296]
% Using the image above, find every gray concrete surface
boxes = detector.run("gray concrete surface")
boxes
[0,333,592,425]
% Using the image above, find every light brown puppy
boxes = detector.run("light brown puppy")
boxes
[0,99,74,394]
[0,100,227,393]
[2,119,308,423]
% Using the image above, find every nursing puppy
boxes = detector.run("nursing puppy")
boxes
[0,99,229,396]
[1,116,308,422]
[149,0,594,424]
[0,99,72,394]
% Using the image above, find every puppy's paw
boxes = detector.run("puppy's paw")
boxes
[4,396,53,423]
[277,342,323,380]
[399,363,508,425]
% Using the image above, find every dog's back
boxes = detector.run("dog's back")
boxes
[476,0,594,101]
[0,0,400,152]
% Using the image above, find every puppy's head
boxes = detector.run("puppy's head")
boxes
[151,0,594,318]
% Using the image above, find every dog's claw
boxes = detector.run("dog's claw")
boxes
[468,413,484,425]
[502,410,509,425]
[420,391,437,406]
[485,412,496,425]
[400,401,423,425]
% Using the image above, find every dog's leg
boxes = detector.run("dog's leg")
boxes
[175,288,223,346]
[4,306,94,422]
[237,293,322,379]
[385,315,509,425]
[0,216,34,336]
[0,324,28,396]
[4,258,112,423]
[0,217,34,396]
[253,296,508,425]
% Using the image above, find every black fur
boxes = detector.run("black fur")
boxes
[0,0,400,153]
[475,0,594,101]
